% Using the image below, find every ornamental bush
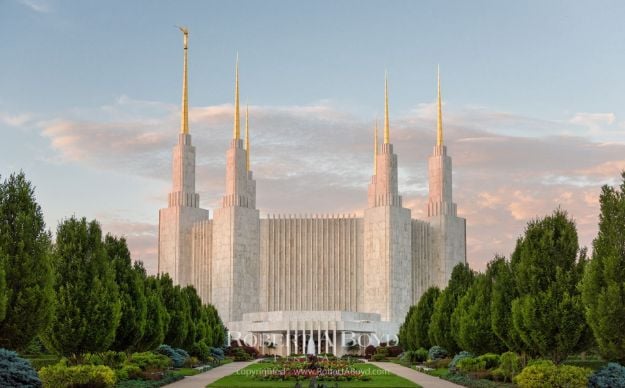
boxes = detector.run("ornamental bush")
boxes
[449,351,473,371]
[476,353,500,369]
[588,362,625,388]
[190,341,211,362]
[456,357,487,373]
[126,352,171,372]
[0,348,42,387]
[83,351,127,369]
[428,345,448,360]
[39,363,116,388]
[157,344,188,368]
[499,351,520,382]
[514,361,592,388]
[114,364,141,381]
[415,348,429,362]
[209,347,225,360]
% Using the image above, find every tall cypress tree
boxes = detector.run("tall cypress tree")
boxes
[204,304,226,347]
[105,235,147,352]
[136,269,169,352]
[160,274,190,348]
[182,285,202,349]
[582,172,625,363]
[0,253,6,322]
[0,172,55,350]
[510,209,588,363]
[399,305,417,350]
[43,217,121,356]
[411,286,440,350]
[428,263,474,353]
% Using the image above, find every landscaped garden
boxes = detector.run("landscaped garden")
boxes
[208,354,420,387]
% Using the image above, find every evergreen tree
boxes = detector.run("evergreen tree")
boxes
[428,263,474,353]
[182,285,202,349]
[136,270,169,352]
[399,305,417,350]
[205,304,226,347]
[411,287,440,350]
[0,172,55,350]
[160,274,190,348]
[105,235,147,352]
[43,217,121,356]
[582,173,625,363]
[452,259,505,355]
[510,209,588,363]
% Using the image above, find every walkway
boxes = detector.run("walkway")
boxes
[166,360,257,388]
[369,362,463,388]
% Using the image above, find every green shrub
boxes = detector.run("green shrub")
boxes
[415,348,429,362]
[231,347,252,361]
[83,351,127,369]
[115,364,142,381]
[476,353,500,369]
[449,351,474,371]
[425,357,452,369]
[457,357,487,373]
[499,351,520,382]
[27,356,60,371]
[0,348,42,387]
[588,362,625,388]
[184,356,199,368]
[156,345,188,368]
[39,363,115,388]
[126,352,171,372]
[428,345,448,360]
[514,362,592,388]
[372,353,386,361]
[190,341,210,362]
[209,347,225,360]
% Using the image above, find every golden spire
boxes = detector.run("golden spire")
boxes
[373,119,378,174]
[179,27,189,134]
[245,104,250,171]
[384,71,390,144]
[437,65,443,146]
[233,54,240,140]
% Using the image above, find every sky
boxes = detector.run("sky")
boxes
[1,0,625,273]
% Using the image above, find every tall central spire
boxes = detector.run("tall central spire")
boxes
[233,55,240,140]
[245,105,250,171]
[384,72,390,144]
[373,119,378,174]
[437,65,443,146]
[179,27,189,134]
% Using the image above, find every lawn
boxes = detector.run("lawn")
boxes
[207,362,420,388]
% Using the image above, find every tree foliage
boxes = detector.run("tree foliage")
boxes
[135,270,170,352]
[582,172,625,363]
[160,274,190,348]
[105,235,147,352]
[490,254,526,353]
[510,209,588,363]
[409,287,440,350]
[43,217,121,356]
[429,263,474,353]
[0,172,55,350]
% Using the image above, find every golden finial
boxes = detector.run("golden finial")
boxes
[373,119,378,175]
[178,26,189,134]
[437,65,443,146]
[384,71,390,144]
[245,104,250,171]
[233,54,240,140]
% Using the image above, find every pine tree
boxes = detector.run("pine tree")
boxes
[582,172,625,363]
[428,263,474,353]
[399,305,417,350]
[160,274,190,348]
[452,260,505,355]
[105,235,147,352]
[0,172,55,350]
[0,255,6,322]
[43,217,121,356]
[182,285,202,349]
[136,270,169,352]
[204,304,226,347]
[510,209,588,363]
[411,286,440,350]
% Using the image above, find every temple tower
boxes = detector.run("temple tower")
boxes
[427,67,466,288]
[211,59,260,324]
[158,28,209,286]
[362,74,412,323]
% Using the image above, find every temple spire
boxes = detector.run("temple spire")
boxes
[233,54,240,140]
[179,27,189,134]
[384,71,390,144]
[245,104,250,171]
[437,65,443,146]
[373,119,378,174]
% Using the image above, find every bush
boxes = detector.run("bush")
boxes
[115,372,184,388]
[457,357,487,373]
[371,353,386,361]
[588,362,625,388]
[190,342,210,362]
[386,346,403,357]
[83,351,127,369]
[514,361,592,388]
[156,345,188,368]
[428,345,448,360]
[364,345,376,358]
[39,363,115,388]
[209,347,225,361]
[0,348,42,387]
[184,356,199,368]
[425,357,452,369]
[499,352,520,382]
[115,365,142,381]
[450,351,474,371]
[415,348,429,362]
[476,353,500,369]
[126,352,171,372]
[231,347,252,361]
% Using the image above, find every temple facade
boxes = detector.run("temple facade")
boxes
[158,30,466,356]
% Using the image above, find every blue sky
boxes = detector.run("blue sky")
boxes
[1,0,624,271]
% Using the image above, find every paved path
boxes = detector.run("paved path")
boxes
[166,360,257,388]
[369,362,463,388]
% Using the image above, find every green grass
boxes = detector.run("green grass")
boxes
[173,367,201,376]
[207,362,420,387]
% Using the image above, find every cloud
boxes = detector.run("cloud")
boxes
[17,0,50,13]
[37,97,625,272]
[0,111,33,127]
